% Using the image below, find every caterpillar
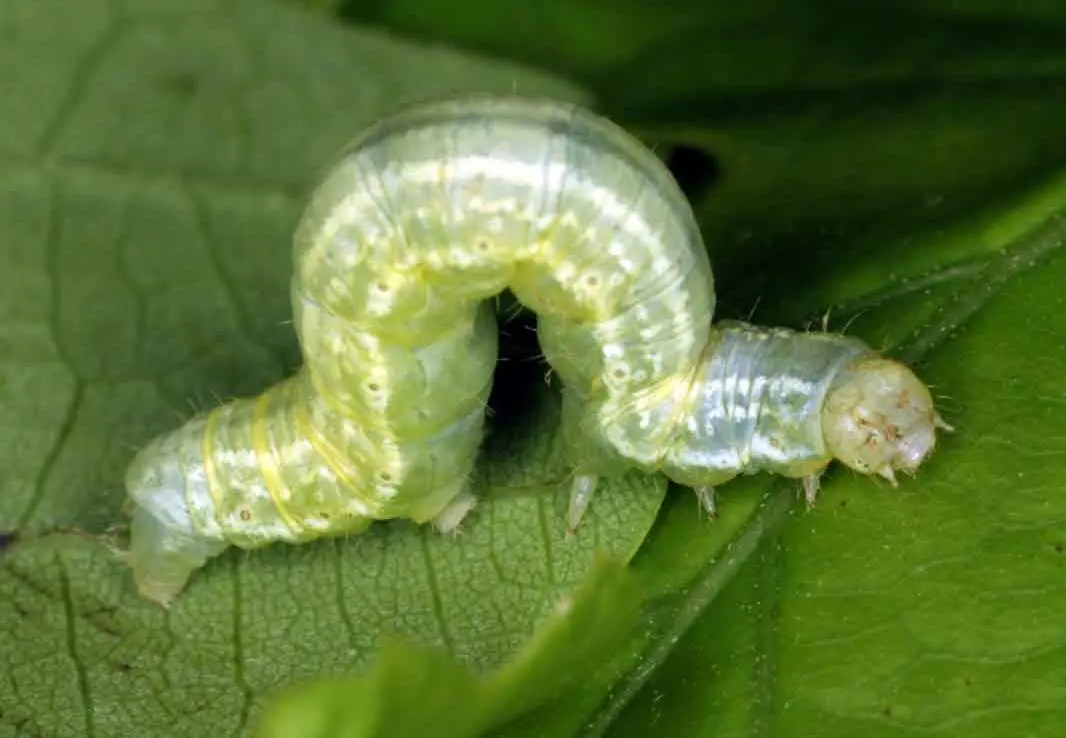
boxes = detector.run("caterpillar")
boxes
[124,95,950,607]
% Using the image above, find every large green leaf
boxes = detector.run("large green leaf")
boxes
[590,176,1066,738]
[0,1,674,736]
[4,0,1066,737]
[598,10,1066,735]
[321,1,1066,736]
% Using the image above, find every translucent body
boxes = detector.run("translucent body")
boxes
[125,96,947,606]
[660,321,872,487]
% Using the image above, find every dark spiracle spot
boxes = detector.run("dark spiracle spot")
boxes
[664,144,719,202]
[0,530,16,552]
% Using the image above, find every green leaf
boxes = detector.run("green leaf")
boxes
[5,0,1066,736]
[339,0,713,84]
[332,2,1066,736]
[258,642,493,738]
[282,0,345,15]
[593,176,1066,738]
[255,560,644,738]
[0,1,673,736]
[547,9,1066,738]
[601,10,1066,733]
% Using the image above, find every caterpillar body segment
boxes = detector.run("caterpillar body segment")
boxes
[563,320,946,529]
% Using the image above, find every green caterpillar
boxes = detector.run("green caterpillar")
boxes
[125,96,950,606]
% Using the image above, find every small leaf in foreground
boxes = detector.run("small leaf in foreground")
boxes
[254,559,645,738]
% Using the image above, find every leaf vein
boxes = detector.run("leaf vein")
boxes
[34,4,127,160]
[419,526,456,654]
[57,556,95,738]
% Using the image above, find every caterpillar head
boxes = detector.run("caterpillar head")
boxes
[822,357,951,485]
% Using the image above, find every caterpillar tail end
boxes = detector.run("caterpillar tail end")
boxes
[124,439,227,608]
[822,356,951,484]
[128,506,228,608]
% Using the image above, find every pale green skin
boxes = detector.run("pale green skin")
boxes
[125,96,944,607]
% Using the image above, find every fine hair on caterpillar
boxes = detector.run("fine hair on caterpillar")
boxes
[124,95,951,606]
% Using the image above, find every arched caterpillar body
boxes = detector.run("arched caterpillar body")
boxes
[125,96,949,606]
